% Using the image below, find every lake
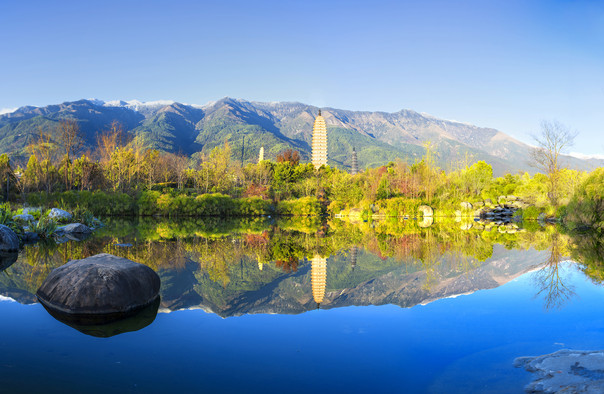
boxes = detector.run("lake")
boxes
[0,217,603,393]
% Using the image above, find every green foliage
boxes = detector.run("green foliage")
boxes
[0,206,14,228]
[236,197,273,216]
[29,216,58,239]
[276,197,323,216]
[565,168,604,232]
[26,191,136,216]
[522,206,545,220]
[378,197,420,217]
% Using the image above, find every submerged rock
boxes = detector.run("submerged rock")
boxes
[0,225,19,252]
[36,253,160,318]
[48,208,72,221]
[515,349,604,392]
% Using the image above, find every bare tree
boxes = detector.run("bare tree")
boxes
[529,120,577,206]
[57,119,83,189]
[534,233,575,310]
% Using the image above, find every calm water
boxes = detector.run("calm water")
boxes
[0,218,603,393]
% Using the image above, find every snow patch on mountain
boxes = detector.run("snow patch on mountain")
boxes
[102,99,175,109]
[569,152,604,161]
[0,108,18,115]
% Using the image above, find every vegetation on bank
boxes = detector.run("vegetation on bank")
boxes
[0,119,600,229]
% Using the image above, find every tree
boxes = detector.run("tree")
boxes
[0,154,14,201]
[530,120,576,206]
[276,149,300,165]
[57,119,83,189]
[461,161,493,195]
[28,126,58,194]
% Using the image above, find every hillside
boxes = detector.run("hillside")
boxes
[0,98,597,175]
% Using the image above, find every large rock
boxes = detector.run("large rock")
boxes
[48,208,72,221]
[13,213,34,221]
[0,225,19,252]
[515,349,604,392]
[56,223,92,234]
[36,254,160,318]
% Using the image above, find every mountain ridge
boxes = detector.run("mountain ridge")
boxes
[0,98,598,175]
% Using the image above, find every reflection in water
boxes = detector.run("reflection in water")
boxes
[311,255,327,308]
[0,252,17,271]
[0,217,602,318]
[41,297,161,337]
[349,246,358,270]
[534,233,575,310]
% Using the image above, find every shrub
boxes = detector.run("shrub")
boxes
[276,197,322,216]
[236,197,272,216]
[29,217,58,239]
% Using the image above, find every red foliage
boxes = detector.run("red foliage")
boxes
[276,149,300,165]
[275,257,298,273]
[244,183,269,198]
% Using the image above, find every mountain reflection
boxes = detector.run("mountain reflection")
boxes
[0,217,600,317]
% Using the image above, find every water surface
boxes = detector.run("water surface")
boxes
[0,218,602,393]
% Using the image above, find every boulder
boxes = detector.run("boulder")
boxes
[48,208,72,221]
[36,253,160,318]
[0,225,19,253]
[460,201,473,210]
[56,223,92,234]
[515,349,604,393]
[22,207,40,214]
[13,213,34,222]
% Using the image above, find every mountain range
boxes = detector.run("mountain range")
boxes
[0,98,598,175]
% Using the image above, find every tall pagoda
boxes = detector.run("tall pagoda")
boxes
[311,110,328,169]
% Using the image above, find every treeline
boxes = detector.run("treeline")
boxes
[0,119,600,221]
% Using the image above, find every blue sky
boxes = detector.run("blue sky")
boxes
[1,0,603,155]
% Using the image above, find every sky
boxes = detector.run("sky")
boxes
[1,0,603,155]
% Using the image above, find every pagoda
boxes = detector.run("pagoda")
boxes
[351,147,359,175]
[311,110,328,169]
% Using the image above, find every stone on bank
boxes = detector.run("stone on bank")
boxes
[0,225,19,253]
[48,208,72,221]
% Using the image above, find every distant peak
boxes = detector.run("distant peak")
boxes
[104,99,175,108]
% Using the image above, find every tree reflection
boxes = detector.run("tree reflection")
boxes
[534,233,575,310]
